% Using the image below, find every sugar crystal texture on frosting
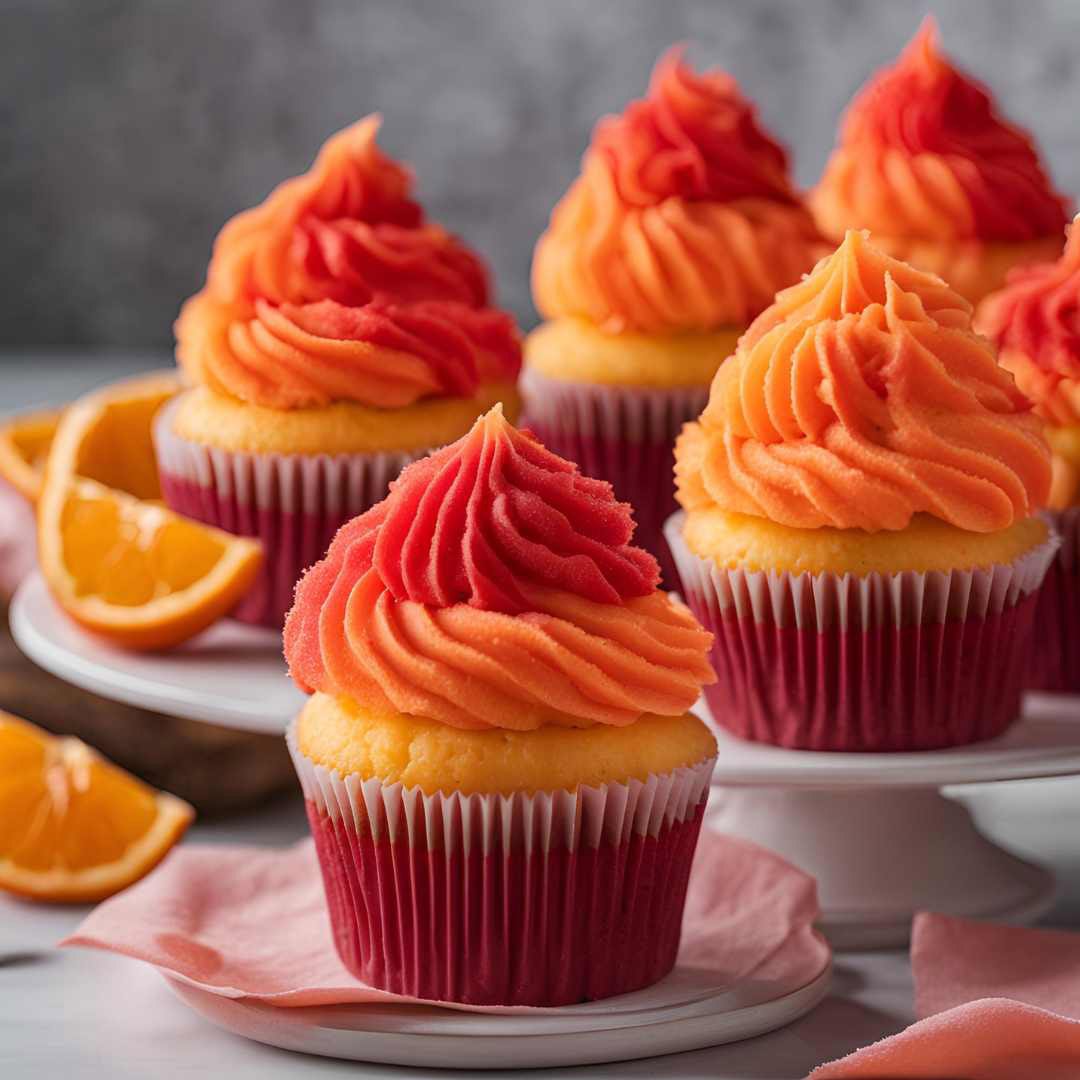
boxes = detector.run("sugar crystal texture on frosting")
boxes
[812,20,1068,244]
[285,406,716,730]
[532,48,824,335]
[176,116,521,410]
[978,216,1080,426]
[676,230,1051,532]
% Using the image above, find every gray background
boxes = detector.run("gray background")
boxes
[3,0,1080,350]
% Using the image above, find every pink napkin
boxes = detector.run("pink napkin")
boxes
[0,482,36,599]
[62,830,828,1013]
[811,913,1080,1078]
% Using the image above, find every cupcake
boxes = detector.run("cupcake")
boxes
[668,230,1057,751]
[811,20,1069,306]
[977,216,1080,692]
[154,117,522,629]
[284,406,717,1005]
[525,48,824,584]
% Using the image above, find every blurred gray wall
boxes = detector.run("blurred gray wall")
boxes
[3,0,1080,348]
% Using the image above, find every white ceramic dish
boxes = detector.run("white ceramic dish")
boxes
[163,962,831,1069]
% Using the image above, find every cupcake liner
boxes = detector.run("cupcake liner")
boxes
[288,721,716,1006]
[666,512,1060,752]
[1028,507,1080,693]
[153,399,426,629]
[521,368,709,587]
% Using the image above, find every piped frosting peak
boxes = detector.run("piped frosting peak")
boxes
[977,216,1080,425]
[177,116,520,409]
[532,48,824,334]
[285,408,715,730]
[677,230,1051,532]
[812,20,1068,243]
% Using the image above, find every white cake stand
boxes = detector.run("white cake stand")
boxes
[10,572,302,732]
[163,964,831,1070]
[12,570,1080,949]
[706,702,1080,949]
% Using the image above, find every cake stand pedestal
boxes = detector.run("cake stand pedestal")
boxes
[706,709,1080,949]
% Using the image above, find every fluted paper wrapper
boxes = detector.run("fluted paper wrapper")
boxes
[153,400,425,629]
[1029,507,1080,693]
[666,512,1059,752]
[522,368,708,587]
[288,721,716,1006]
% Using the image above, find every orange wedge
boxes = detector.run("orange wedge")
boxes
[44,370,183,501]
[38,476,262,650]
[0,408,61,502]
[36,372,262,650]
[0,711,193,903]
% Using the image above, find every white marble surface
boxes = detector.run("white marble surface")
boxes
[2,356,1080,1076]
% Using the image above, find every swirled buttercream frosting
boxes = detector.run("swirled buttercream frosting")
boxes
[676,230,1051,532]
[176,115,520,408]
[285,407,715,729]
[812,20,1068,244]
[532,49,824,334]
[977,217,1080,426]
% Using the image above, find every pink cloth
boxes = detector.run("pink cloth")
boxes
[61,830,828,1013]
[811,914,1080,1079]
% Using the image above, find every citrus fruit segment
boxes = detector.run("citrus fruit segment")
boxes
[44,370,183,501]
[0,712,193,903]
[0,409,61,502]
[38,476,262,650]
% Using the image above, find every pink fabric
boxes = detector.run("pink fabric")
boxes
[812,914,1080,1078]
[61,830,828,1013]
[0,482,36,599]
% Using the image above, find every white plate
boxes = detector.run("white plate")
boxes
[10,571,304,733]
[163,962,831,1070]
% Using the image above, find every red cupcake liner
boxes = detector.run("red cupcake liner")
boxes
[288,723,716,1006]
[153,399,425,629]
[666,512,1059,752]
[521,369,709,587]
[1028,508,1080,693]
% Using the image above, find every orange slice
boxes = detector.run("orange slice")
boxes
[0,711,193,903]
[38,476,262,650]
[44,370,183,501]
[0,408,61,502]
[36,372,262,650]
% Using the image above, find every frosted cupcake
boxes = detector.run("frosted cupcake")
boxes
[526,48,824,584]
[155,117,522,628]
[284,406,717,1005]
[669,231,1056,751]
[977,216,1080,691]
[811,20,1068,306]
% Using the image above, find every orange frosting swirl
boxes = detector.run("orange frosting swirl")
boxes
[676,231,1051,532]
[177,116,520,409]
[285,408,714,730]
[812,21,1068,244]
[176,294,520,411]
[532,49,824,334]
[977,217,1080,426]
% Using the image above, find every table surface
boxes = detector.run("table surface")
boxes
[3,355,1080,1079]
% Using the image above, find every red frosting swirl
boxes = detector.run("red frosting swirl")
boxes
[813,20,1068,243]
[977,216,1080,424]
[591,46,798,208]
[285,408,715,730]
[178,116,519,409]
